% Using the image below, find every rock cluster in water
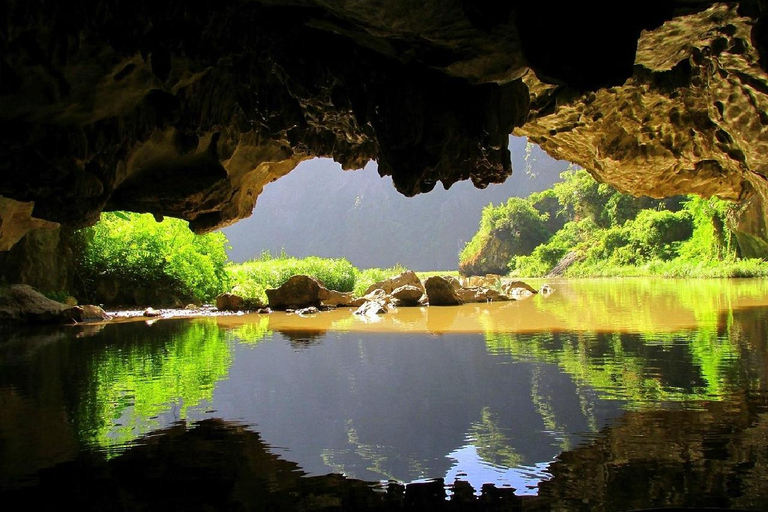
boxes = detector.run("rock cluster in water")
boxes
[254,271,546,316]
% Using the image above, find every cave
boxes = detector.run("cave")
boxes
[2,1,768,259]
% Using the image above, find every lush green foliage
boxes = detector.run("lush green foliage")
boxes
[227,250,360,304]
[466,167,767,278]
[77,212,230,303]
[226,251,423,303]
[459,197,551,266]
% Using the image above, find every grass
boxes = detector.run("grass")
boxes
[226,252,425,305]
[563,258,768,278]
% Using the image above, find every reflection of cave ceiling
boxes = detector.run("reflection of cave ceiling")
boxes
[1,1,768,253]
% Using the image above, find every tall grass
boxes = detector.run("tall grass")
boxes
[226,251,410,304]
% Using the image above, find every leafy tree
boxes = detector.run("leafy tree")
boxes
[76,212,229,303]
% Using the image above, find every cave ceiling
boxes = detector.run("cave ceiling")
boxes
[2,1,768,253]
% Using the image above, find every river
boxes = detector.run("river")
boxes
[1,278,767,511]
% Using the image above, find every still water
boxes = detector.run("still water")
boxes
[1,278,768,511]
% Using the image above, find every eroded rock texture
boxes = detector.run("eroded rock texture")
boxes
[516,4,768,256]
[2,1,768,254]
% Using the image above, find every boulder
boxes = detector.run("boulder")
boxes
[216,293,245,311]
[0,284,68,324]
[363,270,424,296]
[354,300,390,317]
[391,285,424,306]
[62,305,111,323]
[424,276,464,306]
[265,275,323,310]
[502,280,538,299]
[0,285,111,324]
[456,287,509,303]
[318,288,359,307]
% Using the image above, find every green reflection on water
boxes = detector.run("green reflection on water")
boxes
[77,319,235,455]
[485,318,753,408]
[483,279,766,408]
[468,407,523,468]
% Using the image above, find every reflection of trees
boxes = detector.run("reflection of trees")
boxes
[226,316,272,345]
[530,278,768,333]
[468,407,523,468]
[484,304,762,408]
[321,419,428,482]
[77,319,233,454]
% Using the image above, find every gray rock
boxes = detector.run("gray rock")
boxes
[0,284,68,324]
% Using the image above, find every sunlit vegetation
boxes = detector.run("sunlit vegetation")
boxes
[460,167,768,278]
[226,252,421,304]
[76,212,230,303]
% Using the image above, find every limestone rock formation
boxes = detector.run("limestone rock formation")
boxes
[515,4,768,256]
[216,293,245,312]
[424,276,464,306]
[0,284,109,324]
[3,2,768,254]
[265,275,325,311]
[391,285,425,306]
[363,270,425,297]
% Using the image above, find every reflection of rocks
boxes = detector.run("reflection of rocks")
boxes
[1,418,525,511]
[277,329,327,349]
[538,393,768,511]
[9,401,767,511]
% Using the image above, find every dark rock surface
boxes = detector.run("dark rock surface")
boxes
[0,284,109,324]
[3,1,768,253]
[265,275,324,310]
[424,276,464,306]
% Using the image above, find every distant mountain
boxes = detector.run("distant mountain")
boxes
[222,137,571,270]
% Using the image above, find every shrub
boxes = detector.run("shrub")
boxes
[76,212,229,303]
[226,252,359,304]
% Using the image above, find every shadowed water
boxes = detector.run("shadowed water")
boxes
[1,278,767,511]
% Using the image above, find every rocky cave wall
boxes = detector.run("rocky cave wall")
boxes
[2,1,768,262]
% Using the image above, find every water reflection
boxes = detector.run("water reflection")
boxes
[1,278,768,511]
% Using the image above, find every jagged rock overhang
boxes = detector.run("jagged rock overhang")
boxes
[2,1,768,254]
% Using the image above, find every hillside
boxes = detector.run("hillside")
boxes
[222,137,567,270]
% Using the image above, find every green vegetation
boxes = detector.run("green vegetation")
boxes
[459,197,551,266]
[78,319,234,455]
[76,212,229,303]
[460,167,768,278]
[225,251,410,305]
